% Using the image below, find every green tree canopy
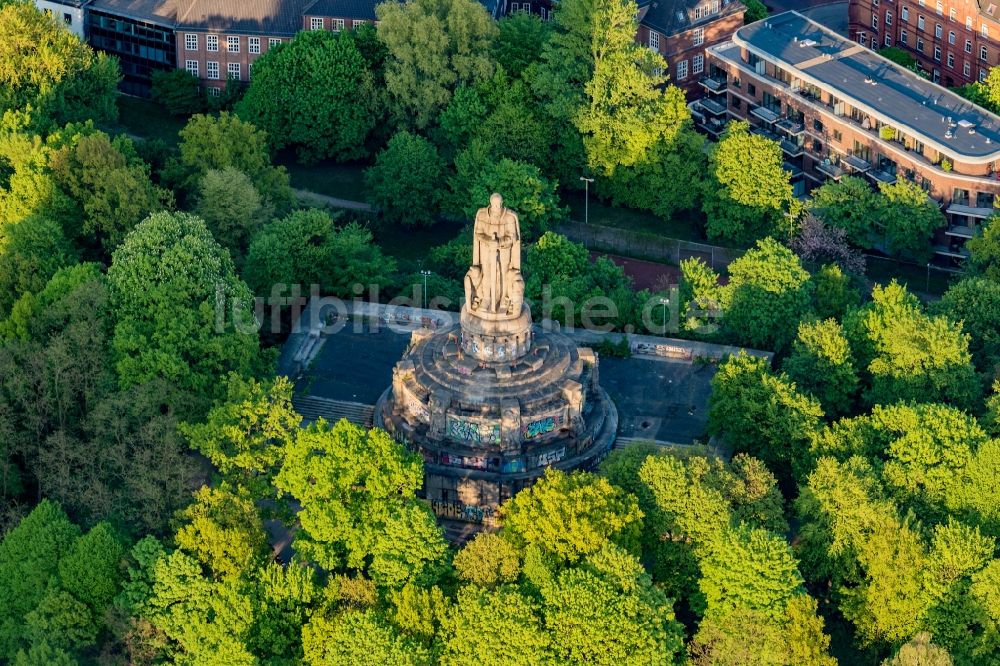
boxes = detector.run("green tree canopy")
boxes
[496,10,553,78]
[236,29,376,163]
[150,68,205,116]
[193,166,271,260]
[0,215,77,317]
[877,179,946,262]
[243,208,395,298]
[376,0,498,129]
[966,214,1000,281]
[365,131,445,227]
[808,175,882,248]
[933,276,1000,375]
[107,211,261,406]
[0,3,119,130]
[783,318,860,418]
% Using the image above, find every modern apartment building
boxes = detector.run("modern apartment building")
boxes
[704,10,1000,262]
[849,0,1000,88]
[34,0,89,38]
[637,0,746,97]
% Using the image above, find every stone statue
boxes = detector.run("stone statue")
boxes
[465,193,525,317]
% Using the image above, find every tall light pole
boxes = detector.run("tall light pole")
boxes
[659,297,670,335]
[580,176,594,226]
[420,270,432,310]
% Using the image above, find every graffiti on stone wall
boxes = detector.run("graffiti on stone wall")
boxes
[447,417,500,445]
[428,499,498,525]
[532,447,566,468]
[501,458,526,473]
[520,414,561,440]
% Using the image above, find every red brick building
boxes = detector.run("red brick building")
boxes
[849,0,1000,88]
[637,0,746,97]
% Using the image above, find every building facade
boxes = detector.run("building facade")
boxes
[849,0,1000,88]
[34,0,88,38]
[638,0,746,98]
[705,11,1000,263]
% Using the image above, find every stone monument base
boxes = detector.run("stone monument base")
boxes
[459,304,533,363]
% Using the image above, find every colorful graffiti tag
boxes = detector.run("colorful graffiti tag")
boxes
[428,499,498,525]
[521,415,560,440]
[532,447,566,468]
[446,417,501,445]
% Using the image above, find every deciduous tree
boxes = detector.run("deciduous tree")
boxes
[366,131,445,227]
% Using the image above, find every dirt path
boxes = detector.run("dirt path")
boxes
[293,188,373,212]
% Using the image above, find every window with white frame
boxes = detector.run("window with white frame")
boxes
[711,0,719,13]
[249,62,253,79]
[900,29,908,44]
[982,67,989,81]
[936,1,942,14]
[269,38,281,47]
[902,6,909,21]
[332,18,345,31]
[964,61,971,76]
[523,3,531,10]
[934,23,942,37]
[966,39,973,53]
[249,37,260,54]
[950,8,955,21]
[207,61,219,79]
[185,60,198,76]
[228,62,240,79]
[947,52,954,67]
[677,59,688,79]
[209,87,221,97]
[693,53,704,74]
[511,2,519,9]
[185,33,197,50]
[918,15,925,29]
[885,33,891,46]
[311,17,323,30]
[949,31,955,44]
[858,31,866,45]
[983,45,989,60]
[353,20,364,28]
[983,24,990,38]
[207,34,218,51]
[649,30,659,50]
[934,45,941,60]
[693,27,704,45]
[886,10,892,25]
[917,37,924,52]
[873,14,878,29]
[967,16,973,29]
[227,36,239,52]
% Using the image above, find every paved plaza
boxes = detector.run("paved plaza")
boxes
[295,325,718,445]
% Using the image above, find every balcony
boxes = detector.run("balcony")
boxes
[842,154,872,173]
[934,244,972,259]
[868,169,897,184]
[697,116,727,138]
[816,161,844,180]
[700,76,727,94]
[944,225,977,239]
[945,203,995,219]
[780,138,804,157]
[775,117,804,136]
[751,105,781,124]
[697,97,728,116]
[783,161,803,178]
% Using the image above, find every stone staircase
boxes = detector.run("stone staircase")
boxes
[293,395,374,428]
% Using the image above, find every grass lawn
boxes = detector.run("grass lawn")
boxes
[101,95,187,146]
[865,256,956,297]
[375,219,465,266]
[279,156,371,202]
[562,190,706,242]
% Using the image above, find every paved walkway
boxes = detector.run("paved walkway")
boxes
[293,188,373,212]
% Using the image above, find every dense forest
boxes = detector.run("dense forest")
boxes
[1,0,1000,663]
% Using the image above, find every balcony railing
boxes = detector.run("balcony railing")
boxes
[945,203,995,219]
[780,138,804,157]
[944,225,977,239]
[775,117,804,136]
[750,105,781,124]
[868,169,898,185]
[842,154,872,173]
[697,97,728,116]
[700,76,727,94]
[816,161,844,180]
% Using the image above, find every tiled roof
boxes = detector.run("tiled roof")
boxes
[88,0,185,25]
[303,0,378,20]
[639,0,744,37]
[89,0,313,34]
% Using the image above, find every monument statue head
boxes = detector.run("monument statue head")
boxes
[489,192,504,218]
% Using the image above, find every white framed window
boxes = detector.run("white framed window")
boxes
[711,0,719,13]
[858,31,867,46]
[964,61,971,76]
[693,53,704,74]
[984,24,990,39]
[510,2,518,9]
[353,20,364,28]
[900,29,908,44]
[968,17,973,30]
[917,37,925,52]
[693,27,705,46]
[949,8,956,21]
[949,31,955,44]
[982,67,989,81]
[249,36,260,54]
[227,36,239,52]
[934,45,941,60]
[649,30,659,50]
[207,61,219,79]
[677,59,689,79]
[934,23,941,37]
[936,0,942,14]
[227,62,240,79]
[947,52,954,67]
[885,33,892,46]
[982,45,989,60]
[311,17,323,30]
[966,39,973,53]
[918,15,925,29]
[185,33,197,51]
[269,37,281,47]
[902,6,909,21]
[886,10,892,26]
[206,34,218,52]
[872,35,878,48]
[208,87,221,97]
[523,3,531,10]
[185,59,198,76]
[332,18,345,31]
[872,14,878,29]
[248,62,253,79]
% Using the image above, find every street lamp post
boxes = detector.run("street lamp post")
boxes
[420,270,432,311]
[659,297,670,336]
[580,176,594,226]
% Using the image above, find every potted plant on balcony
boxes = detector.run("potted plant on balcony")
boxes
[940,158,953,172]
[879,125,897,141]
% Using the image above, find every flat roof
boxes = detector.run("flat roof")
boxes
[732,11,1000,163]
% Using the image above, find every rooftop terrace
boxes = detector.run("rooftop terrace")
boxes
[730,11,1000,163]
